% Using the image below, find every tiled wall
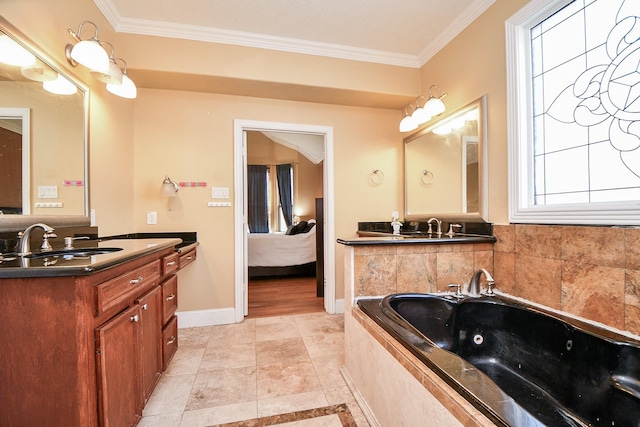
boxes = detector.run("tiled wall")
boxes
[352,242,494,298]
[350,224,640,336]
[493,224,640,336]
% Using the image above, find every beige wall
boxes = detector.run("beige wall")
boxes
[131,89,401,310]
[417,0,531,224]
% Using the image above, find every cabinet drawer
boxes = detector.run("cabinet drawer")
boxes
[94,260,161,315]
[161,252,179,277]
[179,248,196,269]
[161,275,178,325]
[162,315,178,371]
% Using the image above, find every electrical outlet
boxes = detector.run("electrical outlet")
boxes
[147,211,157,225]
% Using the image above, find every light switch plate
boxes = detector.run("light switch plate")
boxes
[147,211,157,225]
[211,187,229,199]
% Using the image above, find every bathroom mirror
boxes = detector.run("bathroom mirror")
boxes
[0,17,89,230]
[404,95,488,221]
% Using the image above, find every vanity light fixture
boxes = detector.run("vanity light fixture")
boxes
[399,85,447,132]
[424,85,447,117]
[43,73,78,95]
[399,105,418,132]
[106,59,137,99]
[65,21,109,72]
[90,41,122,85]
[0,34,36,66]
[65,21,137,99]
[161,175,179,197]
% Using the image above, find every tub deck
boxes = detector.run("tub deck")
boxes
[359,293,640,427]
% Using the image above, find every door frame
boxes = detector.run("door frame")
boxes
[233,119,335,322]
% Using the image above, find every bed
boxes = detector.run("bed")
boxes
[248,221,317,278]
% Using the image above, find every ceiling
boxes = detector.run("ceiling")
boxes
[94,0,496,68]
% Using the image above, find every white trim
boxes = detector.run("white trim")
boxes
[0,108,30,215]
[234,119,336,323]
[95,0,494,68]
[506,0,640,225]
[176,308,236,328]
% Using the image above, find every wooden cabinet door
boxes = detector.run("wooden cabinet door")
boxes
[137,286,162,403]
[95,305,142,427]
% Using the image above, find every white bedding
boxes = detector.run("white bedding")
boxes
[247,227,316,267]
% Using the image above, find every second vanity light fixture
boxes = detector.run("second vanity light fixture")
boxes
[161,176,179,197]
[399,85,447,132]
[65,21,137,99]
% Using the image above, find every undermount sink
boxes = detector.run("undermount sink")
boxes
[25,247,123,259]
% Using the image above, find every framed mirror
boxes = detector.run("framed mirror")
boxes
[0,17,89,230]
[404,94,488,221]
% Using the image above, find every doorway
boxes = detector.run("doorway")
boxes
[233,120,335,322]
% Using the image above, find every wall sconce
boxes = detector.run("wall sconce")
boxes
[399,85,447,132]
[65,21,137,99]
[161,175,179,197]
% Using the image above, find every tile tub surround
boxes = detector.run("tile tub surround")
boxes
[138,312,369,427]
[341,224,640,425]
[493,224,640,336]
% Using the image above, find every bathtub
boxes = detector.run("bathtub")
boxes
[357,293,640,427]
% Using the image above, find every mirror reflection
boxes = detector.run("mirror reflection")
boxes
[404,95,487,220]
[0,23,88,218]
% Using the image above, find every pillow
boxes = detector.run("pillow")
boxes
[302,222,316,233]
[286,220,308,235]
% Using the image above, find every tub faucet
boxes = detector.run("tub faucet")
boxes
[465,268,495,297]
[17,223,56,256]
[427,218,442,235]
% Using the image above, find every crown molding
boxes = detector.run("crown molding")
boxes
[94,0,495,69]
[417,0,497,66]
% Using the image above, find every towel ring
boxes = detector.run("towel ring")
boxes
[421,170,434,186]
[369,169,384,185]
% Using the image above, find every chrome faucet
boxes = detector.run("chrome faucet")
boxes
[17,223,56,256]
[427,217,442,235]
[465,268,495,297]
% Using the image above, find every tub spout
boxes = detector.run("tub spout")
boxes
[465,268,495,296]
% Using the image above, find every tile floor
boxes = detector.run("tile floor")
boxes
[139,312,370,427]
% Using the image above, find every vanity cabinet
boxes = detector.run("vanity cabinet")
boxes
[0,243,183,427]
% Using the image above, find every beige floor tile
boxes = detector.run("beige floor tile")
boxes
[311,355,346,389]
[186,366,257,410]
[199,340,256,371]
[164,347,205,376]
[208,319,256,345]
[137,412,183,427]
[257,390,329,418]
[257,360,322,399]
[303,332,344,359]
[256,319,301,341]
[178,326,215,349]
[323,386,370,427]
[295,315,344,337]
[256,337,311,366]
[143,374,196,416]
[179,401,258,427]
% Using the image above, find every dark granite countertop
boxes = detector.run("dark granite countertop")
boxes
[338,232,496,246]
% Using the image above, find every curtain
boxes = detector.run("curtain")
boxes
[247,165,269,233]
[276,163,293,228]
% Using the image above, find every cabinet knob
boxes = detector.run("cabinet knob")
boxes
[129,276,143,285]
[166,261,176,266]
[130,315,139,322]
[185,256,193,260]
[166,336,176,345]
[141,304,148,310]
[166,294,176,301]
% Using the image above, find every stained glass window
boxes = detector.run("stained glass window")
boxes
[507,0,640,224]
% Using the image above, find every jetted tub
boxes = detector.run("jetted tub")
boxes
[357,293,640,427]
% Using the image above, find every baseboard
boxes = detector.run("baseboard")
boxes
[340,366,380,427]
[176,307,236,328]
[334,298,345,314]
